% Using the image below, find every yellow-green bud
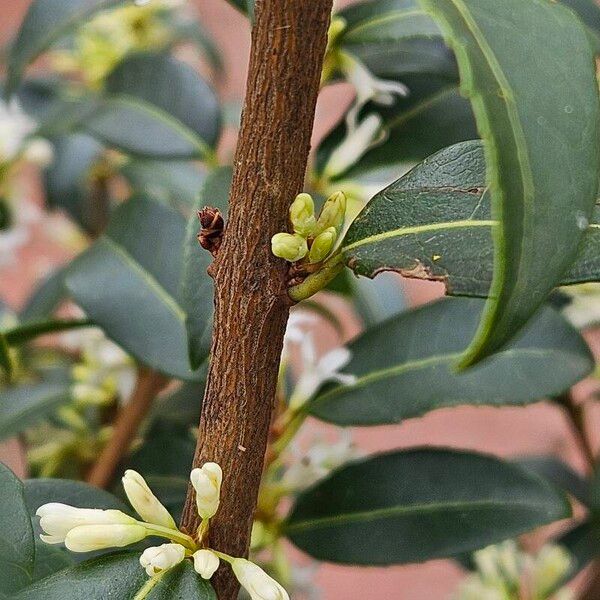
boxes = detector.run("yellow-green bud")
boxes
[289,193,316,236]
[308,227,337,263]
[271,233,308,262]
[314,191,347,236]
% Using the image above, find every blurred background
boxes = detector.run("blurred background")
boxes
[1,1,599,597]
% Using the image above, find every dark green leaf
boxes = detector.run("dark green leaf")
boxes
[0,382,72,440]
[226,0,254,19]
[20,269,68,323]
[316,76,475,181]
[0,334,11,379]
[309,298,592,426]
[516,456,590,507]
[5,0,126,98]
[558,521,600,581]
[284,448,571,565]
[0,463,35,595]
[14,552,216,599]
[23,478,129,515]
[152,380,206,427]
[342,141,600,296]
[44,134,105,234]
[85,52,220,160]
[120,159,205,212]
[181,167,231,369]
[4,319,93,347]
[419,0,600,367]
[65,196,201,380]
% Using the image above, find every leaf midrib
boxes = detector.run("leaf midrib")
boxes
[101,237,186,322]
[343,218,497,253]
[313,347,554,405]
[286,497,553,533]
[345,8,433,40]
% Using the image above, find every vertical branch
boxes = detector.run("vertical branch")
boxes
[87,367,167,488]
[180,1,333,598]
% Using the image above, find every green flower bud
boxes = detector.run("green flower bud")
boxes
[308,227,337,263]
[271,233,308,262]
[289,193,316,236]
[314,191,346,236]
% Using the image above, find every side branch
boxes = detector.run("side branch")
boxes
[180,1,333,597]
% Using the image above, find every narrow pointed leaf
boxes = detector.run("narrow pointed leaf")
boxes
[417,0,600,367]
[0,334,11,378]
[309,298,592,426]
[284,448,571,565]
[65,196,201,380]
[0,463,35,595]
[3,319,93,347]
[181,168,231,369]
[14,553,216,599]
[342,141,600,296]
[5,0,126,98]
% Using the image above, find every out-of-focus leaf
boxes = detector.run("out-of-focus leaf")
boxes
[152,380,205,427]
[0,334,11,378]
[0,463,35,595]
[4,319,93,347]
[65,196,201,380]
[181,167,231,369]
[5,0,126,97]
[309,298,592,426]
[342,141,600,296]
[419,0,600,367]
[44,134,105,234]
[0,382,72,440]
[85,52,220,160]
[120,158,205,213]
[284,448,571,564]
[19,268,68,323]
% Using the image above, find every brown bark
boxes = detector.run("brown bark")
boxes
[179,1,333,597]
[87,367,167,488]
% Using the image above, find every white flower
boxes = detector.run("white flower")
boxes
[36,502,137,544]
[23,138,54,166]
[190,462,222,519]
[289,334,356,409]
[231,558,289,600]
[65,523,147,552]
[192,549,220,579]
[122,470,177,530]
[0,100,37,162]
[340,53,408,133]
[323,113,385,180]
[140,543,186,577]
[283,431,360,491]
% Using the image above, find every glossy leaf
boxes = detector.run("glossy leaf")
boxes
[5,0,125,97]
[0,463,35,596]
[85,52,220,160]
[44,134,105,234]
[342,141,600,296]
[285,448,570,565]
[418,0,600,367]
[181,167,231,369]
[309,298,592,426]
[14,552,216,599]
[65,196,201,380]
[0,382,72,440]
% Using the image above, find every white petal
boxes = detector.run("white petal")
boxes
[318,347,352,373]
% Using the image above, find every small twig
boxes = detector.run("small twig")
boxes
[87,367,168,488]
[556,391,596,471]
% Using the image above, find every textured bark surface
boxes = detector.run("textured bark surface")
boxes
[180,1,333,598]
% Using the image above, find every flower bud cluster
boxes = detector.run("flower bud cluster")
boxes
[271,191,346,265]
[37,464,290,600]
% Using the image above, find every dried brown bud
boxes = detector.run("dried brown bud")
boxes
[197,206,224,256]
